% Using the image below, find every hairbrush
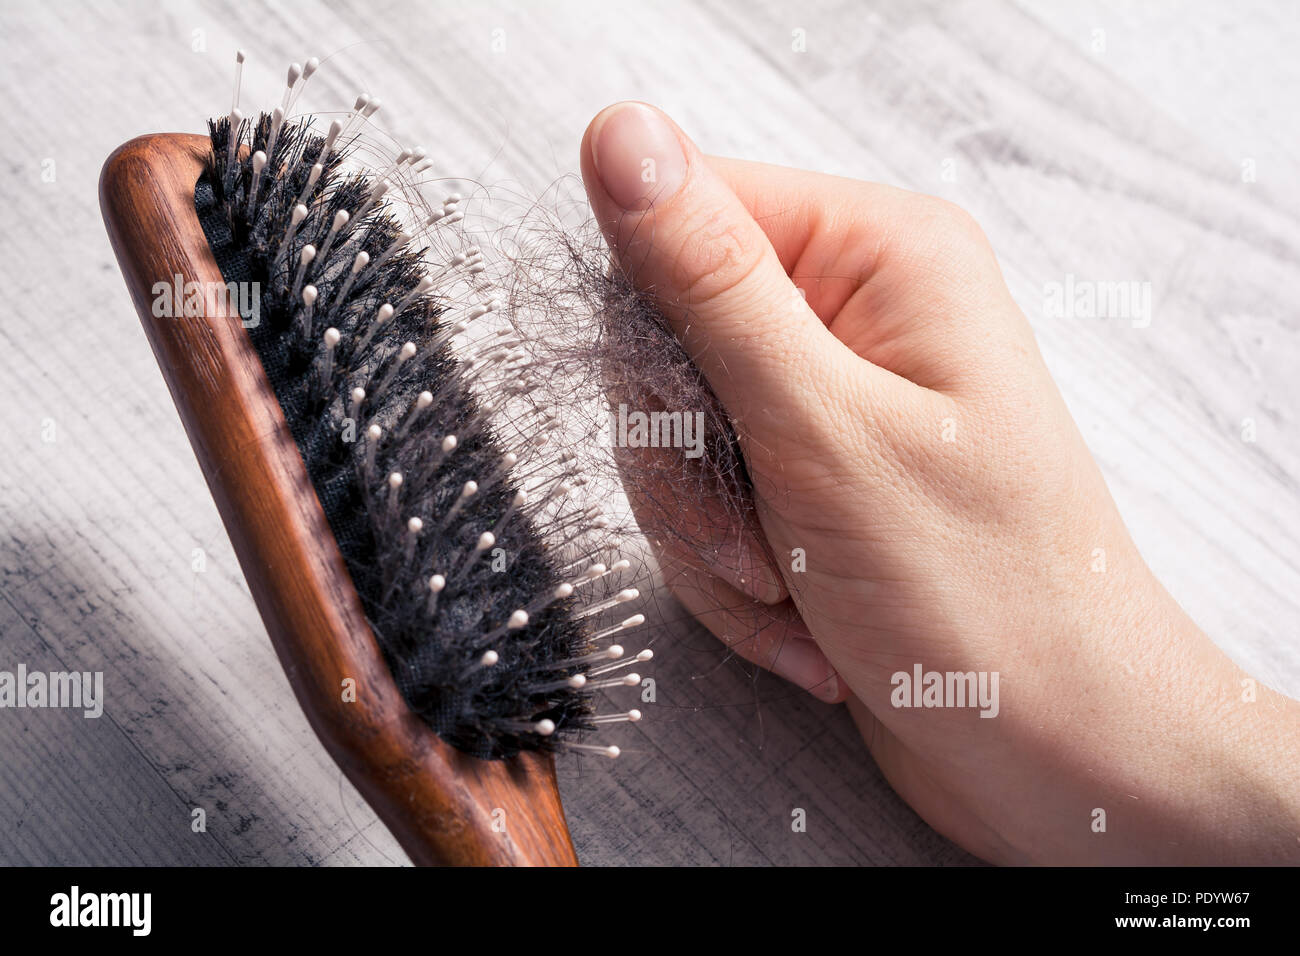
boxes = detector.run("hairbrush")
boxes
[98,53,658,866]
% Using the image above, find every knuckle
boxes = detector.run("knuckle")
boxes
[921,196,988,244]
[894,195,994,275]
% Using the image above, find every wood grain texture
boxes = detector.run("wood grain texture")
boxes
[97,132,576,866]
[0,0,1296,866]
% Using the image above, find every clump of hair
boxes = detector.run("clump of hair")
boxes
[495,210,760,584]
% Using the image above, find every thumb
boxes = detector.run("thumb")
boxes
[580,102,851,435]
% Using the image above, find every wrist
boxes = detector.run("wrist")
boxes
[1084,598,1300,864]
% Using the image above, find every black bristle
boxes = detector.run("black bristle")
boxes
[197,113,594,758]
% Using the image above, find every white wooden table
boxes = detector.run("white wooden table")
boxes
[1,0,1296,865]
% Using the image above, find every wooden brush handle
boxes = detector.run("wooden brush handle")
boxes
[100,133,577,867]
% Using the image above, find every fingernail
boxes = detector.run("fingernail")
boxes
[768,639,841,703]
[591,102,687,211]
[817,670,839,703]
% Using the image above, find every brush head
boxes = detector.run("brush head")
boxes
[198,112,598,759]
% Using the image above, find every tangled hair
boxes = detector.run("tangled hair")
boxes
[495,209,759,580]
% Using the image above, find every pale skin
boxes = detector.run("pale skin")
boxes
[580,101,1300,865]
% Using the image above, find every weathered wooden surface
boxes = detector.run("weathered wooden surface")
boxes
[1,0,1296,865]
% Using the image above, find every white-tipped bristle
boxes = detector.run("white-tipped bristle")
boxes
[460,481,478,498]
[428,574,446,593]
[476,532,495,551]
[590,614,646,643]
[323,326,339,347]
[589,669,642,690]
[606,645,624,659]
[535,719,556,737]
[230,52,246,115]
[286,62,302,87]
[224,107,244,174]
[507,610,529,629]
[590,646,652,677]
[407,516,423,534]
[441,435,457,453]
[332,210,349,231]
[575,587,640,621]
[291,204,307,225]
[554,583,574,599]
[290,244,317,302]
[303,56,319,78]
[296,163,323,205]
[568,674,587,689]
[480,650,499,667]
[252,150,266,171]
[301,285,317,306]
[367,424,382,441]
[569,743,621,758]
[352,251,369,273]
[388,472,403,490]
[266,107,286,156]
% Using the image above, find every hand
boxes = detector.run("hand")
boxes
[579,101,1300,864]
